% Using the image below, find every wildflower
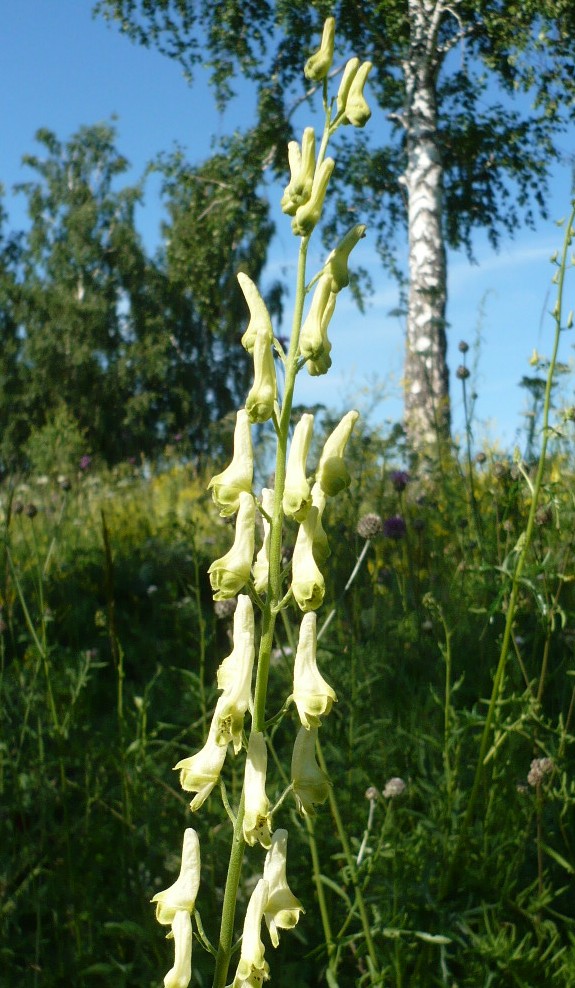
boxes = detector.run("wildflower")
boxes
[243,731,272,849]
[310,482,330,566]
[237,272,273,354]
[263,829,304,947]
[357,512,383,539]
[343,61,373,127]
[456,364,470,380]
[458,340,469,353]
[208,409,254,517]
[383,777,406,798]
[291,725,330,816]
[79,454,92,471]
[324,223,367,294]
[390,470,410,492]
[24,503,38,518]
[383,515,407,540]
[292,612,337,729]
[246,327,277,424]
[283,414,314,522]
[292,506,325,612]
[152,828,201,925]
[232,879,270,987]
[253,488,274,594]
[292,157,335,238]
[175,708,229,811]
[304,16,335,81]
[208,491,255,599]
[316,409,359,496]
[299,274,334,360]
[215,595,255,754]
[164,910,193,988]
[281,128,315,216]
[527,757,554,787]
[336,57,360,117]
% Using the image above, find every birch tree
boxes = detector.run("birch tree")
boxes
[96,0,575,448]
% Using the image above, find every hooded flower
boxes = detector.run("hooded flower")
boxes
[304,16,335,81]
[208,491,255,599]
[263,829,304,947]
[215,595,255,753]
[232,879,270,987]
[336,57,360,116]
[344,60,373,127]
[207,409,253,516]
[291,506,325,612]
[175,708,229,811]
[299,275,334,364]
[292,612,336,729]
[252,488,274,594]
[237,272,273,354]
[316,410,359,497]
[243,731,272,849]
[283,414,314,522]
[152,828,201,925]
[163,910,193,988]
[310,482,330,566]
[292,157,335,238]
[246,326,277,424]
[291,725,330,817]
[324,224,367,294]
[281,128,315,216]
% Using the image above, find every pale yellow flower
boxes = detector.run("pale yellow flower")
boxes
[232,879,270,987]
[336,57,360,116]
[208,491,255,599]
[237,272,273,354]
[316,409,359,496]
[283,413,314,522]
[151,828,201,925]
[252,488,274,594]
[299,276,334,364]
[215,595,255,754]
[281,128,315,216]
[243,731,272,849]
[324,224,367,293]
[344,61,373,127]
[263,829,304,947]
[246,327,277,424]
[291,725,330,817]
[292,612,336,729]
[207,409,253,516]
[304,16,335,81]
[310,481,330,566]
[291,506,325,612]
[292,158,335,238]
[163,910,193,988]
[175,708,228,811]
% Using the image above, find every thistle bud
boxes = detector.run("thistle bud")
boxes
[243,731,272,849]
[304,17,335,82]
[344,61,373,127]
[325,224,367,293]
[246,327,277,424]
[299,275,334,363]
[291,725,330,817]
[263,830,304,947]
[283,414,314,522]
[316,410,359,496]
[292,157,335,237]
[208,491,255,599]
[336,57,360,116]
[252,488,274,594]
[292,612,337,729]
[281,128,316,216]
[292,506,325,612]
[207,409,253,516]
[237,273,273,354]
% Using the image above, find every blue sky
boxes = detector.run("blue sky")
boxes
[2,0,575,450]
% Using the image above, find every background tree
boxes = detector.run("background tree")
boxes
[96,0,575,449]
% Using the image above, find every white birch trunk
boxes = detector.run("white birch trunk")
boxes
[403,0,450,448]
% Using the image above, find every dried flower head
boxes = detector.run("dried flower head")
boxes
[383,777,406,798]
[356,513,383,539]
[527,757,554,787]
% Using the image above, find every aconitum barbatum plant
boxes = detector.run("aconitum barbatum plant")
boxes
[151,20,372,987]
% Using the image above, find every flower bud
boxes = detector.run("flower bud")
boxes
[325,224,367,293]
[207,409,253,517]
[291,725,330,817]
[304,17,335,82]
[237,272,273,354]
[292,157,335,237]
[316,410,359,496]
[151,828,201,925]
[263,830,304,947]
[208,491,255,599]
[243,731,272,849]
[246,327,277,424]
[232,879,270,987]
[344,61,373,127]
[292,612,337,729]
[299,275,334,363]
[215,595,255,753]
[283,414,314,522]
[281,128,316,216]
[292,506,325,612]
[175,709,228,811]
[310,482,330,565]
[253,487,274,594]
[164,910,193,988]
[336,57,360,116]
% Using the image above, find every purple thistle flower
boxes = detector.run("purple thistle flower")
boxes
[390,470,410,492]
[383,515,407,540]
[79,455,92,471]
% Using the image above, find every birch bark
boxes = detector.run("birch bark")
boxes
[403,0,450,448]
